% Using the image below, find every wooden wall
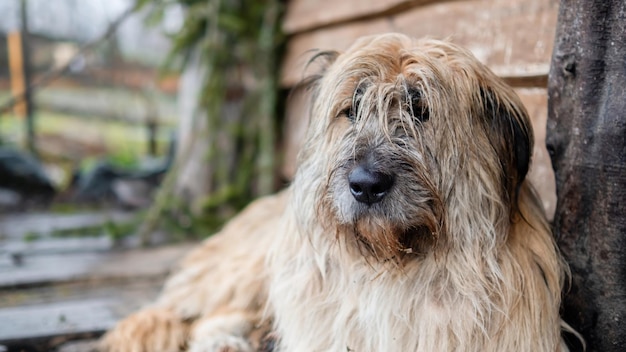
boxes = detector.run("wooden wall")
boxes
[279,0,559,219]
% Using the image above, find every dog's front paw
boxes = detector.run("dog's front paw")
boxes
[187,312,256,352]
[187,334,253,352]
[99,307,187,352]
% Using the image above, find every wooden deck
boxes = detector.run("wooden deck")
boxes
[0,211,195,352]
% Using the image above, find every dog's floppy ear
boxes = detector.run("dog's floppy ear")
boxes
[479,86,533,201]
[295,50,340,91]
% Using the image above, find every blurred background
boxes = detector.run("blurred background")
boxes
[0,0,559,350]
[0,0,285,255]
[0,0,179,208]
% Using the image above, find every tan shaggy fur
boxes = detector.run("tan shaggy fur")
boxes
[101,33,577,351]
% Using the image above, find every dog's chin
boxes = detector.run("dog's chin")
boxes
[332,202,435,261]
[324,183,440,261]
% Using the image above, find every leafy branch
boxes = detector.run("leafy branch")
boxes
[137,0,284,242]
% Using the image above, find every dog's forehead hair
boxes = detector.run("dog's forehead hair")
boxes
[318,35,482,124]
[331,35,462,85]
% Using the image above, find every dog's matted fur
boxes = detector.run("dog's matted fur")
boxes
[101,33,575,351]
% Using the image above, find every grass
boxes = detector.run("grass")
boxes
[23,232,42,242]
[48,219,141,240]
[25,215,144,241]
[0,86,176,166]
[3,111,171,157]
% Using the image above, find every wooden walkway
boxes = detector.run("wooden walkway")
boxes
[0,211,195,352]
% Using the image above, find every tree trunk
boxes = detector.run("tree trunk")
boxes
[547,1,626,351]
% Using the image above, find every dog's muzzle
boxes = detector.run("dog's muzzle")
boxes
[348,164,394,205]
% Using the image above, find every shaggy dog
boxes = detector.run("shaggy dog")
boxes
[101,33,575,351]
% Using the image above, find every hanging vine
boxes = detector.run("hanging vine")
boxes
[136,0,284,242]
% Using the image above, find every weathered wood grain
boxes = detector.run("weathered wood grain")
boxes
[0,211,135,239]
[281,0,558,87]
[1,236,113,257]
[284,0,432,34]
[0,277,163,350]
[0,299,116,349]
[0,243,194,289]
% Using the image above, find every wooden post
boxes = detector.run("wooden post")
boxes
[140,89,159,157]
[547,0,626,350]
[7,31,27,118]
[18,0,36,155]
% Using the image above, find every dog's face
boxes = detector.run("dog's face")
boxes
[296,34,533,261]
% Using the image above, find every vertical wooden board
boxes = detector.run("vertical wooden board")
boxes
[281,0,558,86]
[7,31,26,117]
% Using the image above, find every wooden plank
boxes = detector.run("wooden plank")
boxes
[0,299,116,347]
[1,236,113,257]
[0,278,163,350]
[281,0,558,87]
[7,31,27,117]
[58,339,100,352]
[284,0,428,34]
[0,243,195,289]
[0,252,102,288]
[0,211,135,239]
[0,275,163,310]
[89,243,195,280]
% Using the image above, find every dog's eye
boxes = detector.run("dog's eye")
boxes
[342,86,365,122]
[411,98,429,123]
[342,106,356,122]
[409,89,429,123]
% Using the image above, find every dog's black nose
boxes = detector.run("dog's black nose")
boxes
[348,166,394,205]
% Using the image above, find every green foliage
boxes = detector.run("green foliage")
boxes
[23,232,41,242]
[135,0,284,239]
[103,218,140,241]
[47,217,140,240]
[159,196,228,239]
[106,149,140,169]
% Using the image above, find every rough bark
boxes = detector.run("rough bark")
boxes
[547,1,626,351]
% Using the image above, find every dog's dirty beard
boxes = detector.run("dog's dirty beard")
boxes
[343,220,436,262]
[318,189,443,263]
